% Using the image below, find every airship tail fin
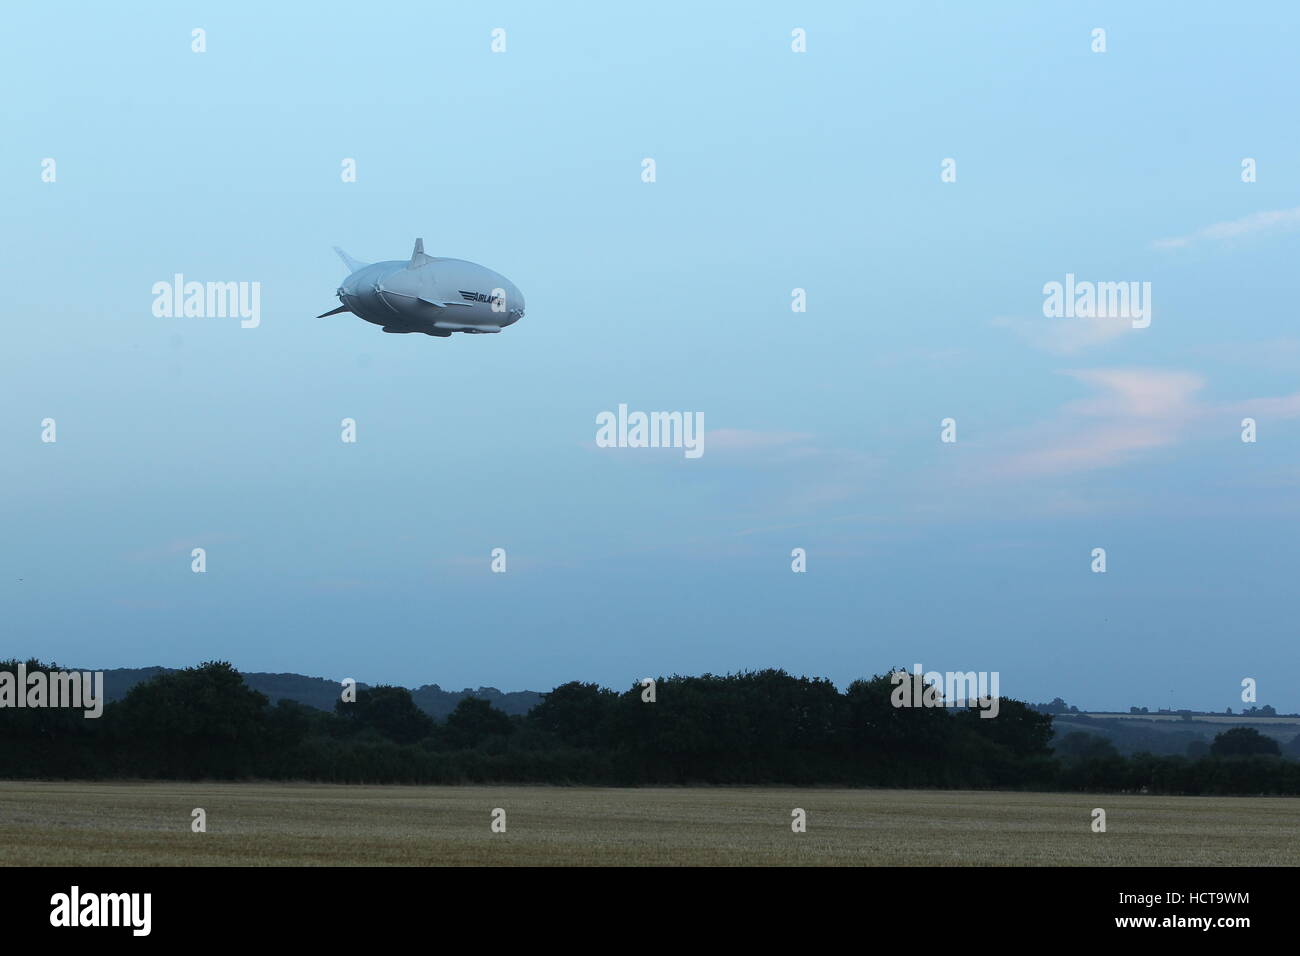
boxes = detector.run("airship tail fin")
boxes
[333,247,368,273]
[317,305,351,318]
[407,237,434,269]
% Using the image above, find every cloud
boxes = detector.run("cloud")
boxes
[1153,206,1300,249]
[989,369,1300,478]
[701,428,878,511]
[1188,337,1300,370]
[994,369,1202,476]
[1065,368,1205,419]
[308,578,377,593]
[121,534,239,563]
[868,347,965,368]
[993,314,1132,355]
[1227,392,1300,419]
[705,428,812,453]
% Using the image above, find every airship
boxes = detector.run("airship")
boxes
[318,239,524,337]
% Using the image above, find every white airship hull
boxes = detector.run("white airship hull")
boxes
[320,239,524,337]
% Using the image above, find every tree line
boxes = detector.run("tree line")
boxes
[2,659,1297,795]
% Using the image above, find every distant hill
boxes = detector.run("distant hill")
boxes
[1051,712,1300,757]
[89,667,543,718]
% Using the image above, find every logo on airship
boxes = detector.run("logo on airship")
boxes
[458,290,503,305]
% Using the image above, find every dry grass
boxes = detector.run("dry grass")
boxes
[0,781,1296,866]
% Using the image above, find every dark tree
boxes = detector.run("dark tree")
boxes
[335,684,434,744]
[116,660,270,777]
[1211,726,1280,757]
[528,681,618,748]
[444,696,514,748]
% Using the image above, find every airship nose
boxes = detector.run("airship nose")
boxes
[376,270,422,310]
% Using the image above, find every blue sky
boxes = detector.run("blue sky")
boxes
[3,2,1299,712]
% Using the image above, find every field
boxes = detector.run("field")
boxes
[1,781,1297,866]
[1086,713,1300,726]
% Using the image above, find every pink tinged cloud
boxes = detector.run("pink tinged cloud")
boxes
[994,369,1204,477]
[1229,393,1300,419]
[994,368,1300,478]
[992,315,1132,355]
[1065,368,1205,419]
